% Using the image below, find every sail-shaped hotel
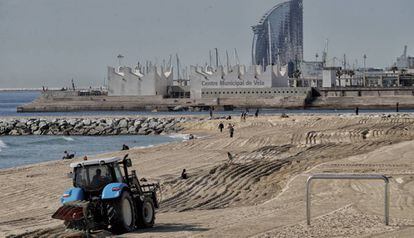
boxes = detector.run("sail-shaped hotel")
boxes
[252,0,303,67]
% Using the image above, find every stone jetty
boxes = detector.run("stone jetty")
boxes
[0,117,189,136]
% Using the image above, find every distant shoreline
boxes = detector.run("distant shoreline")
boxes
[0,88,44,92]
[0,88,97,92]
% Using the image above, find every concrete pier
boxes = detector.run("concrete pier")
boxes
[17,87,414,112]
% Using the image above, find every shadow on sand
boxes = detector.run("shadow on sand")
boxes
[130,223,209,234]
[10,223,208,238]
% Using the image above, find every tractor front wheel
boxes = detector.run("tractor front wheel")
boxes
[107,191,136,234]
[137,197,155,228]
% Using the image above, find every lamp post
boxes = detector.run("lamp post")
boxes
[363,54,367,87]
[117,54,124,67]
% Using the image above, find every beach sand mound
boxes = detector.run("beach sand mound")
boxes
[160,116,414,214]
[160,150,292,212]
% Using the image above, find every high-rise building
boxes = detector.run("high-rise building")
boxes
[252,0,303,67]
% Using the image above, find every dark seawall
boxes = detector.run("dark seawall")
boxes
[0,117,188,136]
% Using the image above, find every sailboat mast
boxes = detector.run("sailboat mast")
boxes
[226,50,230,72]
[176,54,180,81]
[215,48,219,69]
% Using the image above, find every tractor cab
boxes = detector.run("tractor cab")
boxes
[71,157,126,193]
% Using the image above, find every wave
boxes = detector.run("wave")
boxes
[131,134,189,150]
[168,133,190,140]
[133,144,155,150]
[62,136,75,141]
[0,139,8,152]
[28,137,75,145]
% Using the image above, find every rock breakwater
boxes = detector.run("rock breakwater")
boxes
[0,117,188,136]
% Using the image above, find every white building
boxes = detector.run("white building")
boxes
[189,64,289,99]
[107,66,173,96]
[106,62,314,99]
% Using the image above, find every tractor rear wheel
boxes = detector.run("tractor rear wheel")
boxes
[137,197,155,228]
[107,191,136,234]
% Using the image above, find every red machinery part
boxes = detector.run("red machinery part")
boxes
[52,204,85,221]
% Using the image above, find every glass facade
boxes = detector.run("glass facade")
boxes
[252,0,303,67]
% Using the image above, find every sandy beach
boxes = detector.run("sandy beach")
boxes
[1,114,414,237]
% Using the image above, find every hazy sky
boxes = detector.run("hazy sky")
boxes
[0,0,413,88]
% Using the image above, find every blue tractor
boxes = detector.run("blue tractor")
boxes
[52,155,159,234]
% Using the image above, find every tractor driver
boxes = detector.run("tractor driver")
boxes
[91,168,107,187]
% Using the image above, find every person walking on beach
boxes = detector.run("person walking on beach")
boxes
[228,124,234,138]
[355,107,359,115]
[209,108,213,119]
[218,122,224,133]
[241,111,247,122]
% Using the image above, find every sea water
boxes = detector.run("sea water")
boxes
[0,91,191,169]
[0,135,182,169]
